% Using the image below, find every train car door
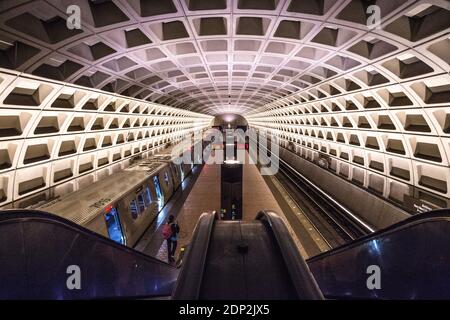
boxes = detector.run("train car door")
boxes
[163,170,173,193]
[153,175,164,209]
[104,207,126,245]
[169,164,180,189]
[178,164,184,181]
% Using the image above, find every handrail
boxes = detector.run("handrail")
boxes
[256,211,324,300]
[306,209,450,299]
[0,209,176,266]
[307,209,450,263]
[0,209,178,299]
[171,211,216,300]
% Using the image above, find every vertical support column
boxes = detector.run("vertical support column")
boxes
[220,162,243,220]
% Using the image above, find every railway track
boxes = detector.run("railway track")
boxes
[258,142,374,249]
[276,160,368,248]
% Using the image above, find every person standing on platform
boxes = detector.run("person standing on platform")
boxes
[162,215,180,263]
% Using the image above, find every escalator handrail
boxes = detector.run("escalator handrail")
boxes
[307,209,450,263]
[256,210,324,300]
[171,211,216,300]
[0,209,177,269]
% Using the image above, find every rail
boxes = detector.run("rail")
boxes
[254,136,374,245]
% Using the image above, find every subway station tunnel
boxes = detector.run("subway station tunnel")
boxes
[0,0,449,300]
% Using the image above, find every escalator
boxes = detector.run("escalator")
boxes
[174,209,450,300]
[1,208,449,300]
[172,211,324,300]
[0,210,178,300]
[307,209,450,299]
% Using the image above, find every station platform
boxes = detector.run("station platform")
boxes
[154,163,221,262]
[242,153,282,220]
[148,152,310,262]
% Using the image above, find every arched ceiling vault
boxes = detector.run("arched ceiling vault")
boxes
[0,0,448,116]
[0,0,449,210]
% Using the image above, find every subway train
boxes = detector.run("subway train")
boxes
[36,141,202,247]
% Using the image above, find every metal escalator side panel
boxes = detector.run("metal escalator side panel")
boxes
[198,221,249,299]
[307,214,450,299]
[256,211,324,300]
[308,209,450,261]
[171,211,216,300]
[0,210,178,300]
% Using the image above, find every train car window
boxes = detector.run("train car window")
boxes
[104,207,126,245]
[137,193,146,213]
[179,164,184,181]
[173,165,180,182]
[130,199,139,219]
[143,187,152,206]
[164,172,170,187]
[153,176,164,208]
